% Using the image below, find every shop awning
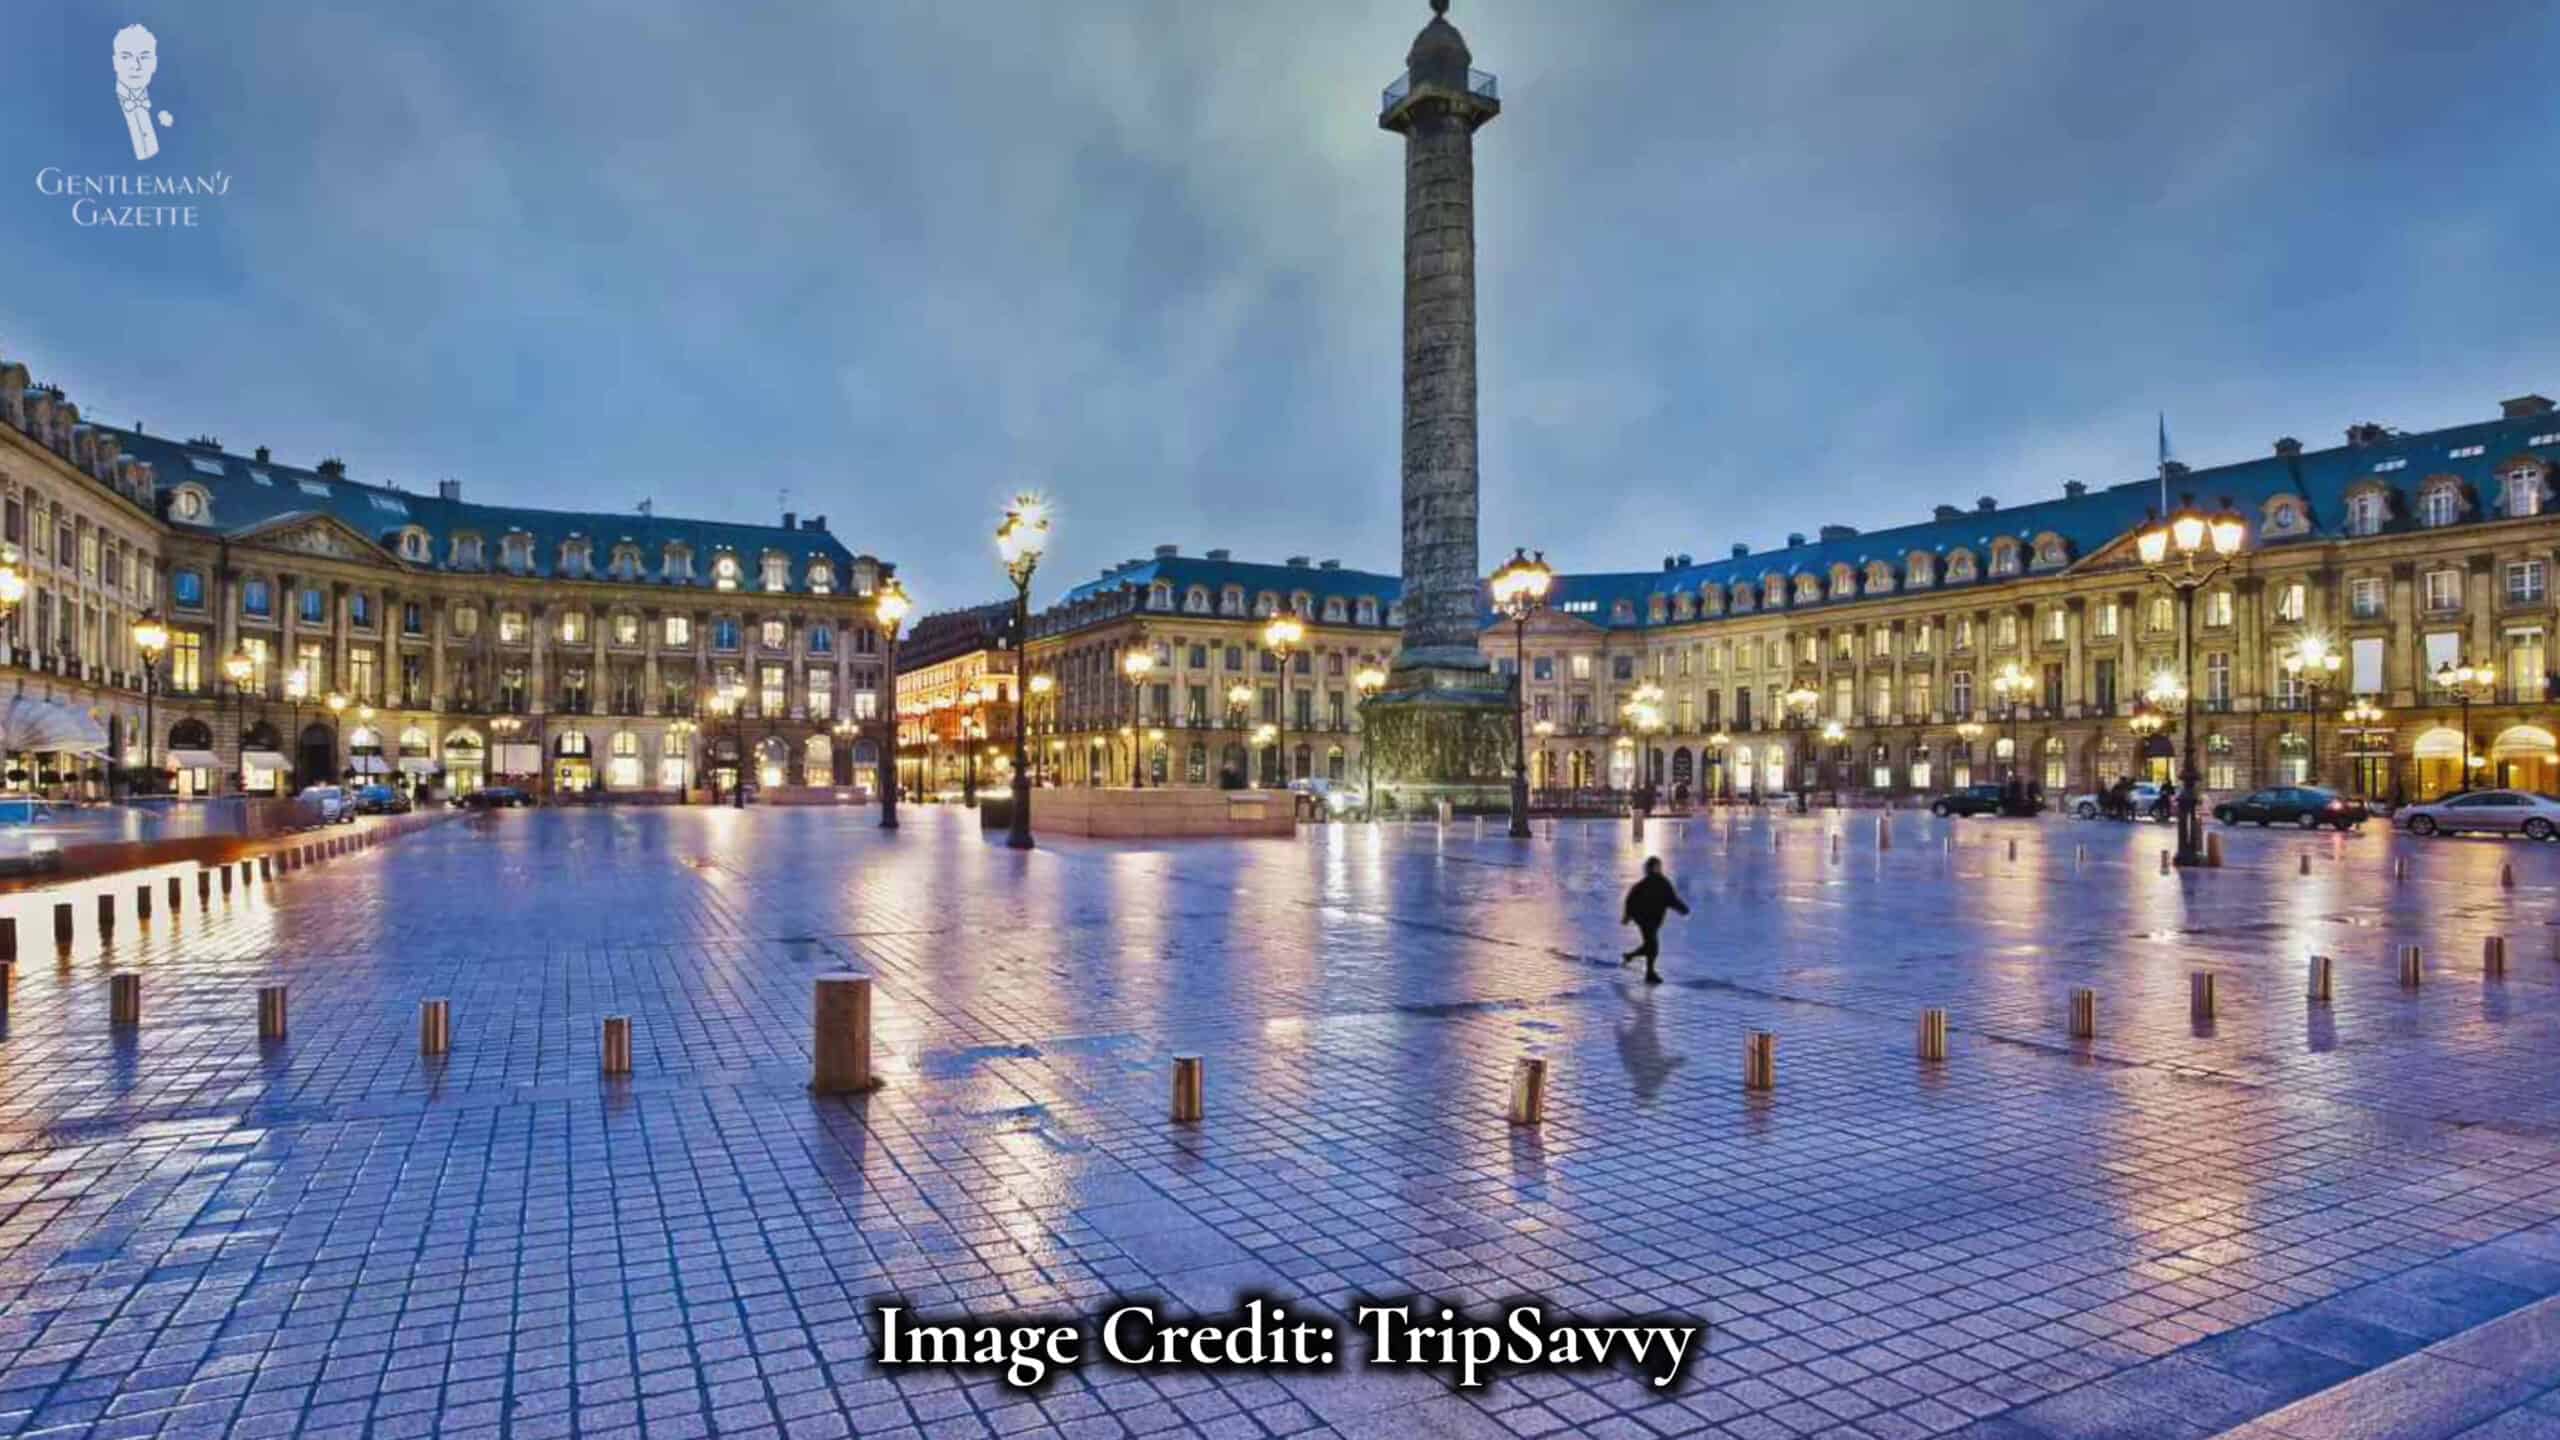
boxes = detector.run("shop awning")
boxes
[397,756,438,775]
[494,743,540,774]
[242,750,290,770]
[0,696,108,756]
[168,748,220,769]
[350,755,391,775]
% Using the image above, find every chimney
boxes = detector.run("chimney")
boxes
[2502,394,2555,420]
[1817,523,1859,542]
[1205,548,1231,561]
[782,511,797,531]
[437,478,462,501]
[1786,532,1806,548]
[317,457,347,480]
[1730,542,1749,559]
[808,514,828,532]
[253,445,270,464]
[1286,555,1311,567]
[1677,553,1692,567]
[2063,480,2087,498]
[1319,558,1341,570]
[1933,504,1961,522]
[1663,555,1678,572]
[2345,422,2391,448]
[1154,543,1179,558]
[1975,496,1997,513]
[2271,437,2303,458]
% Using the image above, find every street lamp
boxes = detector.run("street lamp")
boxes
[1027,672,1055,787]
[875,576,911,830]
[2135,496,2249,865]
[223,648,255,793]
[1488,547,1553,836]
[995,492,1049,849]
[1622,681,1666,810]
[131,612,168,793]
[1121,648,1156,787]
[1782,680,1820,812]
[2281,635,2343,784]
[1353,665,1387,818]
[1261,609,1304,793]
[1819,719,1846,795]
[1706,730,1730,802]
[2432,659,2496,790]
[1989,660,2031,786]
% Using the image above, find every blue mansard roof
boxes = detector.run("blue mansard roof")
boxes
[112,427,867,594]
[1042,549,1405,636]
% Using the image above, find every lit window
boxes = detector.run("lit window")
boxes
[762,555,790,592]
[2374,458,2407,472]
[2506,470,2545,518]
[2349,577,2384,619]
[2274,583,2305,622]
[2424,569,2462,611]
[2203,591,2233,627]
[665,614,692,647]
[498,610,527,643]
[2507,561,2546,605]
[2449,444,2486,459]
[2421,487,2460,528]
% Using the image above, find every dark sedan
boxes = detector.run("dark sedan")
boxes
[2213,785,2369,829]
[462,785,535,809]
[1929,783,2010,818]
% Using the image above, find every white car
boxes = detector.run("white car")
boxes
[2395,790,2560,841]
[2065,781,2167,820]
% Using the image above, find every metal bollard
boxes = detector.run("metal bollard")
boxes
[1830,831,1841,861]
[2160,849,2171,874]
[811,972,875,1093]
[259,855,273,882]
[2393,855,2407,883]
[1507,1056,1546,1126]
[2502,862,2516,891]
[110,972,139,1026]
[2485,936,2508,978]
[2069,987,2097,1038]
[1743,1031,1776,1090]
[1632,812,1645,842]
[1473,815,1482,840]
[1876,816,1891,851]
[1943,835,1953,856]
[2299,852,2311,876]
[419,998,452,1055]
[134,885,150,922]
[2205,832,2224,868]
[602,1016,633,1075]
[168,875,182,912]
[220,865,233,896]
[2075,843,2086,865]
[2190,971,2217,1021]
[258,985,287,1041]
[0,915,14,962]
[96,894,114,940]
[197,869,211,902]
[2006,838,2018,861]
[53,902,74,950]
[1917,1008,1948,1062]
[1170,1053,1205,1122]
[2308,955,2333,1002]
[2398,944,2423,988]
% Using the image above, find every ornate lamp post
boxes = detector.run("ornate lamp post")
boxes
[2340,696,2387,799]
[875,577,911,829]
[995,493,1049,848]
[1820,719,1846,794]
[324,691,350,786]
[1353,665,1386,817]
[1250,722,1278,786]
[1225,681,1253,787]
[2282,636,2342,783]
[1027,673,1055,787]
[1119,649,1154,787]
[1782,681,1820,813]
[2135,497,2250,865]
[130,612,168,792]
[2432,658,2496,789]
[1989,660,2031,785]
[1261,609,1304,792]
[1488,547,1553,836]
[1706,730,1730,802]
[1622,681,1667,810]
[223,648,255,793]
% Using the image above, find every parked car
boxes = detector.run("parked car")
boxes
[296,784,355,825]
[1929,783,2010,818]
[2066,781,2167,820]
[354,784,412,815]
[2213,785,2370,829]
[2394,789,2560,841]
[462,785,535,809]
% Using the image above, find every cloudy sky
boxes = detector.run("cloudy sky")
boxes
[10,1,2559,611]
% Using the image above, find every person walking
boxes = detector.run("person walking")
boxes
[1620,856,1690,984]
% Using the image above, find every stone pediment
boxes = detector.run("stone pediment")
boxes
[232,510,397,565]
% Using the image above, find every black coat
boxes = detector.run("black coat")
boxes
[1623,874,1689,928]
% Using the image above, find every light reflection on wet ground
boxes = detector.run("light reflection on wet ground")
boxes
[0,805,2556,1436]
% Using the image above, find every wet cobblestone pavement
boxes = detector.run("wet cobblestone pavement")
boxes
[2,805,2559,1438]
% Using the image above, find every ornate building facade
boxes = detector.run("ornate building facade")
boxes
[891,600,1019,800]
[1030,395,2560,809]
[0,348,899,801]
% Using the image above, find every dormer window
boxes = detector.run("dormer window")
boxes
[1792,575,1821,605]
[501,534,534,573]
[664,543,694,581]
[610,545,641,581]
[2420,482,2461,528]
[172,486,208,522]
[1386,601,1404,626]
[560,541,591,578]
[761,553,790,592]
[1255,591,1278,618]
[1989,539,2021,576]
[2504,465,2547,518]
[452,533,484,569]
[1356,598,1379,624]
[1322,597,1346,623]
[1221,586,1245,616]
[1864,561,1895,594]
[808,560,834,594]
[1946,549,1978,583]
[1148,581,1174,611]
[1730,585,1754,613]
[2346,489,2386,536]
[1612,599,1636,623]
[1763,576,1786,608]
[1184,586,1211,614]
[713,553,741,591]
[399,529,430,562]
[2032,535,2067,568]
[1828,564,1855,598]
[2264,498,2306,536]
